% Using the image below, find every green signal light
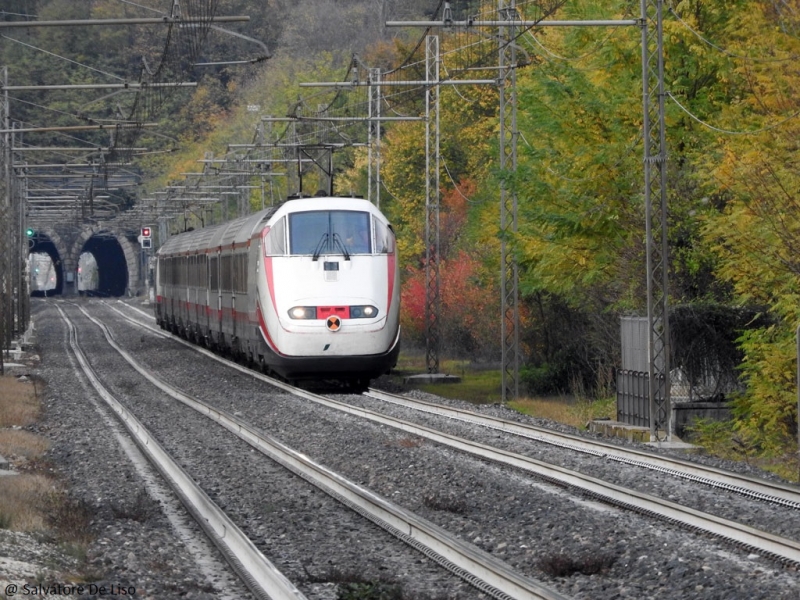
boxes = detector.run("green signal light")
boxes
[26,228,35,237]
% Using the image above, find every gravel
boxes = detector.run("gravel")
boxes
[2,297,799,600]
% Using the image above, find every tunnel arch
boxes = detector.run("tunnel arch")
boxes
[27,231,64,296]
[70,228,139,297]
[25,225,144,297]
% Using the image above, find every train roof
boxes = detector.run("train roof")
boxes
[157,196,388,256]
[275,196,384,215]
[158,207,275,255]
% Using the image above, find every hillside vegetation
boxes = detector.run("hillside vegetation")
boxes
[2,0,800,472]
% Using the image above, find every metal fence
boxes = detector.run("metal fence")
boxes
[616,369,665,427]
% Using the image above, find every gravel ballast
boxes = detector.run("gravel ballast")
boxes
[2,297,799,599]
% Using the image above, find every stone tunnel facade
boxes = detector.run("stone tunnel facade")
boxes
[31,224,146,297]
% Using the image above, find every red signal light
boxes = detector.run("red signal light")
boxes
[141,227,151,238]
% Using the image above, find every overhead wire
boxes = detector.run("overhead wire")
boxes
[667,3,800,63]
[0,34,127,81]
[667,91,800,135]
[660,4,800,136]
[162,0,575,214]
[441,154,480,204]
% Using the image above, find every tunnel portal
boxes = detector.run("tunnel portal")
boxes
[28,233,63,296]
[27,229,134,297]
[80,232,129,297]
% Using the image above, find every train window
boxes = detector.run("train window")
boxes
[232,254,239,292]
[289,211,371,256]
[200,254,208,288]
[264,218,286,256]
[373,217,395,254]
[209,256,219,291]
[233,253,247,293]
[221,254,232,291]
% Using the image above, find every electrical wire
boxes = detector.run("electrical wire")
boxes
[667,4,800,63]
[441,154,479,204]
[667,91,800,135]
[0,34,126,81]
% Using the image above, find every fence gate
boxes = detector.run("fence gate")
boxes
[618,317,664,428]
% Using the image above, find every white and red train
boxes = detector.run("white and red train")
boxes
[154,196,400,389]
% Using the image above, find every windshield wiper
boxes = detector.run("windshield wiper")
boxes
[332,233,351,261]
[311,233,329,261]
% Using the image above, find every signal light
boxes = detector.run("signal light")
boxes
[26,227,35,237]
[139,226,153,249]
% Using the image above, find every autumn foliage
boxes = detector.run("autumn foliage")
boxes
[401,250,499,359]
[399,179,500,359]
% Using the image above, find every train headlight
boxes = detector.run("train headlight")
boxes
[288,306,317,319]
[350,305,378,319]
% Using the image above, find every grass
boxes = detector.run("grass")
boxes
[0,374,48,471]
[0,373,100,583]
[389,354,503,404]
[685,417,800,482]
[392,353,800,481]
[390,352,615,429]
[0,429,50,463]
[0,375,40,427]
[0,374,54,533]
[510,395,617,430]
[0,474,53,531]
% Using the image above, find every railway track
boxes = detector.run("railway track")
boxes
[362,388,800,510]
[58,300,568,599]
[40,298,800,599]
[55,304,306,600]
[102,299,800,564]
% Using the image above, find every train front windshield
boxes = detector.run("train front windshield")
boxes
[290,210,371,256]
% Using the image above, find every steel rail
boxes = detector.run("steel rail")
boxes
[0,16,249,28]
[96,302,568,600]
[364,389,800,510]
[104,301,800,566]
[54,305,307,600]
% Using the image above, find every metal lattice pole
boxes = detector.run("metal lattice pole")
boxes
[15,139,28,333]
[425,35,441,374]
[499,1,520,401]
[368,68,381,208]
[641,0,671,441]
[1,66,11,363]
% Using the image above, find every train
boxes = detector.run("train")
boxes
[154,196,401,390]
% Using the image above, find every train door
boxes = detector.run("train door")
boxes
[169,257,177,329]
[191,254,201,337]
[245,238,261,354]
[185,254,191,331]
[210,250,222,345]
[231,249,237,344]
[202,253,210,336]
[181,254,189,333]
[221,249,233,345]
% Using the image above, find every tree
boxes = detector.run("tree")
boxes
[696,2,800,453]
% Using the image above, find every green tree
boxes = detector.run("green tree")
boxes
[695,3,800,455]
